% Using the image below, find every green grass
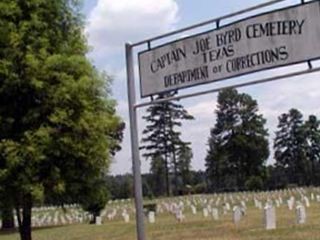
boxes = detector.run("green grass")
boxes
[2,193,320,240]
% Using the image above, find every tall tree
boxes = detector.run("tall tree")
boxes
[141,92,194,196]
[205,88,269,191]
[304,115,320,185]
[0,1,123,240]
[274,109,309,186]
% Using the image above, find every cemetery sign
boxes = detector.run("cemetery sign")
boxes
[138,1,320,97]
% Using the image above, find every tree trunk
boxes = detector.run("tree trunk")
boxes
[164,152,171,197]
[90,214,97,224]
[163,102,172,197]
[168,110,178,196]
[17,195,33,240]
[172,150,178,195]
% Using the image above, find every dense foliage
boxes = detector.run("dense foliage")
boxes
[274,110,320,186]
[0,1,123,239]
[205,88,269,191]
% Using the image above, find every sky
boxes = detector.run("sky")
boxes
[82,0,320,175]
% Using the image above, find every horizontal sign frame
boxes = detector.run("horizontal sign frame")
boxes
[138,1,320,98]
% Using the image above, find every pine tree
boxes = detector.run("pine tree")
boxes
[274,109,309,186]
[141,92,194,196]
[205,88,269,191]
[302,115,320,185]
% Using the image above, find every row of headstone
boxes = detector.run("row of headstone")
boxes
[263,202,307,230]
[29,209,90,227]
[21,187,316,229]
[161,188,314,227]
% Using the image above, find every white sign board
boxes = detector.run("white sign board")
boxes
[138,1,320,97]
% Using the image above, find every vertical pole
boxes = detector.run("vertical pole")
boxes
[125,43,146,240]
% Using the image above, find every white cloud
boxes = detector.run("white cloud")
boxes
[86,0,178,58]
[187,100,216,117]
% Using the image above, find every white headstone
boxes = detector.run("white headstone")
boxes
[176,210,185,222]
[254,199,262,209]
[233,206,242,225]
[287,197,294,210]
[241,201,246,209]
[203,208,208,218]
[296,204,306,224]
[311,193,315,201]
[191,205,197,215]
[264,205,276,230]
[148,211,155,224]
[304,196,310,208]
[212,208,219,221]
[95,216,102,225]
[123,213,130,223]
[225,202,231,211]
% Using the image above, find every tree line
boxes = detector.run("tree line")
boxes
[206,88,320,192]
[141,88,320,197]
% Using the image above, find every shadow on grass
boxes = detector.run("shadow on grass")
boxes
[0,225,68,236]
[0,229,18,236]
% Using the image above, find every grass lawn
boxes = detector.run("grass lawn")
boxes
[1,201,320,240]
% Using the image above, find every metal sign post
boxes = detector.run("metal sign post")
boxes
[126,43,146,240]
[124,1,320,239]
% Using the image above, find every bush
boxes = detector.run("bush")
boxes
[143,203,156,215]
[245,176,263,191]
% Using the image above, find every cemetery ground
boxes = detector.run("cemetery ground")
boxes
[2,188,320,240]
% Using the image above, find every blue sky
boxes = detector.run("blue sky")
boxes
[82,0,320,175]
